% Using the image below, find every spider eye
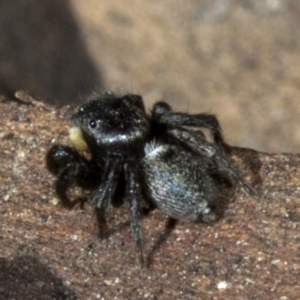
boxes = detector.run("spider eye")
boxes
[89,119,97,128]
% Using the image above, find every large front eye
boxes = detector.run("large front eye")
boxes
[89,119,97,128]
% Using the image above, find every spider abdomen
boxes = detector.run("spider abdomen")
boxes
[142,143,217,222]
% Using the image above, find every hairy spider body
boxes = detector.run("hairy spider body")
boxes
[46,91,251,267]
[142,142,216,223]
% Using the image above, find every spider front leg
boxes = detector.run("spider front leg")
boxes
[90,161,122,238]
[46,145,100,208]
[152,101,228,149]
[124,163,145,268]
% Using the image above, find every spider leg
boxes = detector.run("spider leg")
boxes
[124,163,145,268]
[46,145,99,208]
[91,161,122,237]
[55,166,80,208]
[207,153,255,196]
[166,127,217,158]
[167,128,255,196]
[152,101,228,149]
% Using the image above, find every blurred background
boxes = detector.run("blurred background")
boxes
[1,0,300,153]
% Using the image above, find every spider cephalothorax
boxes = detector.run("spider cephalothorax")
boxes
[46,91,252,267]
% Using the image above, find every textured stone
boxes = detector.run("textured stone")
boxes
[0,92,299,299]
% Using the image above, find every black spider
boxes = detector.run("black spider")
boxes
[46,91,252,267]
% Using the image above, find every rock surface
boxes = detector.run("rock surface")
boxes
[0,93,299,299]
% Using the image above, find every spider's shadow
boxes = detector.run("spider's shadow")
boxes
[145,184,235,268]
[146,217,177,268]
[92,206,178,268]
[229,146,263,191]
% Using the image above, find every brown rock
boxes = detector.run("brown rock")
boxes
[0,92,299,299]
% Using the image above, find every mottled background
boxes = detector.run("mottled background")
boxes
[1,0,300,152]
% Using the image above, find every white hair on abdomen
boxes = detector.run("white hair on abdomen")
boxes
[144,141,168,159]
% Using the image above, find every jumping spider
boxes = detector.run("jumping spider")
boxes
[46,91,252,267]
